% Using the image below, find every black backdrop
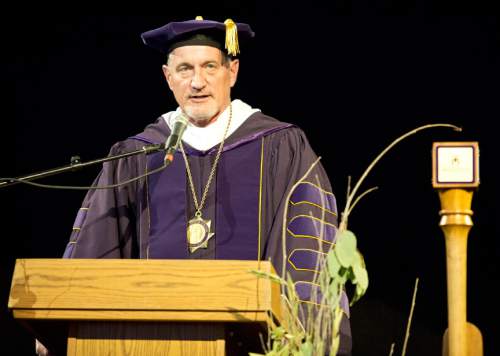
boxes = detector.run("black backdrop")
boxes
[2,9,499,356]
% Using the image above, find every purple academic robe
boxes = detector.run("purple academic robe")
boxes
[64,112,351,355]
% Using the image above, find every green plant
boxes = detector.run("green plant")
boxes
[251,123,460,356]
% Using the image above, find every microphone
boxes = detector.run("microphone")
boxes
[164,114,189,164]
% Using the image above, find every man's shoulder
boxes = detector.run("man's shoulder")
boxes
[248,112,311,142]
[106,117,168,154]
[247,112,322,160]
[131,116,169,144]
[249,111,288,126]
[222,111,296,149]
[126,117,169,145]
[243,111,299,136]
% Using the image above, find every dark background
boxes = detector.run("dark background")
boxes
[2,8,499,356]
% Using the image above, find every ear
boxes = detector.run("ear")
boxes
[229,59,239,88]
[162,64,174,91]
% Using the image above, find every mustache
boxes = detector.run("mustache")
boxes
[188,94,211,98]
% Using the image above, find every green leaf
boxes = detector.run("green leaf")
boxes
[344,266,356,283]
[336,268,348,285]
[351,281,369,306]
[271,326,286,340]
[351,249,363,269]
[328,281,339,300]
[299,340,314,356]
[335,230,357,268]
[351,289,361,305]
[327,250,341,277]
[353,263,369,291]
[272,339,281,352]
[282,344,292,355]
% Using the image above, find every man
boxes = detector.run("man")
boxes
[59,17,351,354]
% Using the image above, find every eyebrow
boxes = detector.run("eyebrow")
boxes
[203,60,219,65]
[175,59,220,69]
[175,62,193,70]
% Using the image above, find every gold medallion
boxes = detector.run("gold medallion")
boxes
[187,215,214,253]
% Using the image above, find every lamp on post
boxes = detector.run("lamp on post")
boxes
[432,142,482,356]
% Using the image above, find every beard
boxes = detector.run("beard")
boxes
[183,101,220,126]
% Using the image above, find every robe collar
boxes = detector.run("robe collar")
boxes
[161,99,260,151]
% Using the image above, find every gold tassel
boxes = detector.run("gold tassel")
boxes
[224,19,239,56]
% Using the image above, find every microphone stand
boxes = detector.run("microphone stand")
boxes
[0,143,164,189]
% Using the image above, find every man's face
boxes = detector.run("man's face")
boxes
[163,46,239,126]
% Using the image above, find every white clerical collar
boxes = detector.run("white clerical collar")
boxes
[162,99,260,151]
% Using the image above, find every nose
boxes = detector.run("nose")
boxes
[191,67,206,90]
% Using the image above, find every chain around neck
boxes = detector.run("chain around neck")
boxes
[180,104,233,216]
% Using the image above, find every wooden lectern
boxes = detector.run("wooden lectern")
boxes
[8,259,282,355]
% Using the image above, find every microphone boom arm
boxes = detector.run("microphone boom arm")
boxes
[0,143,164,189]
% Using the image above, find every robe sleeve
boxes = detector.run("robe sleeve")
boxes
[262,127,352,356]
[63,141,143,258]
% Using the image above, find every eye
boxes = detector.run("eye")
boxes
[176,65,194,78]
[205,62,218,72]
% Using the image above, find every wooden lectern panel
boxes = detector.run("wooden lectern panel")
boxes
[67,322,225,356]
[9,259,281,322]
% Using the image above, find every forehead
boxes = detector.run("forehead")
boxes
[168,45,223,64]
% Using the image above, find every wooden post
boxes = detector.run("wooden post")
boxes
[432,142,482,356]
[438,188,472,356]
